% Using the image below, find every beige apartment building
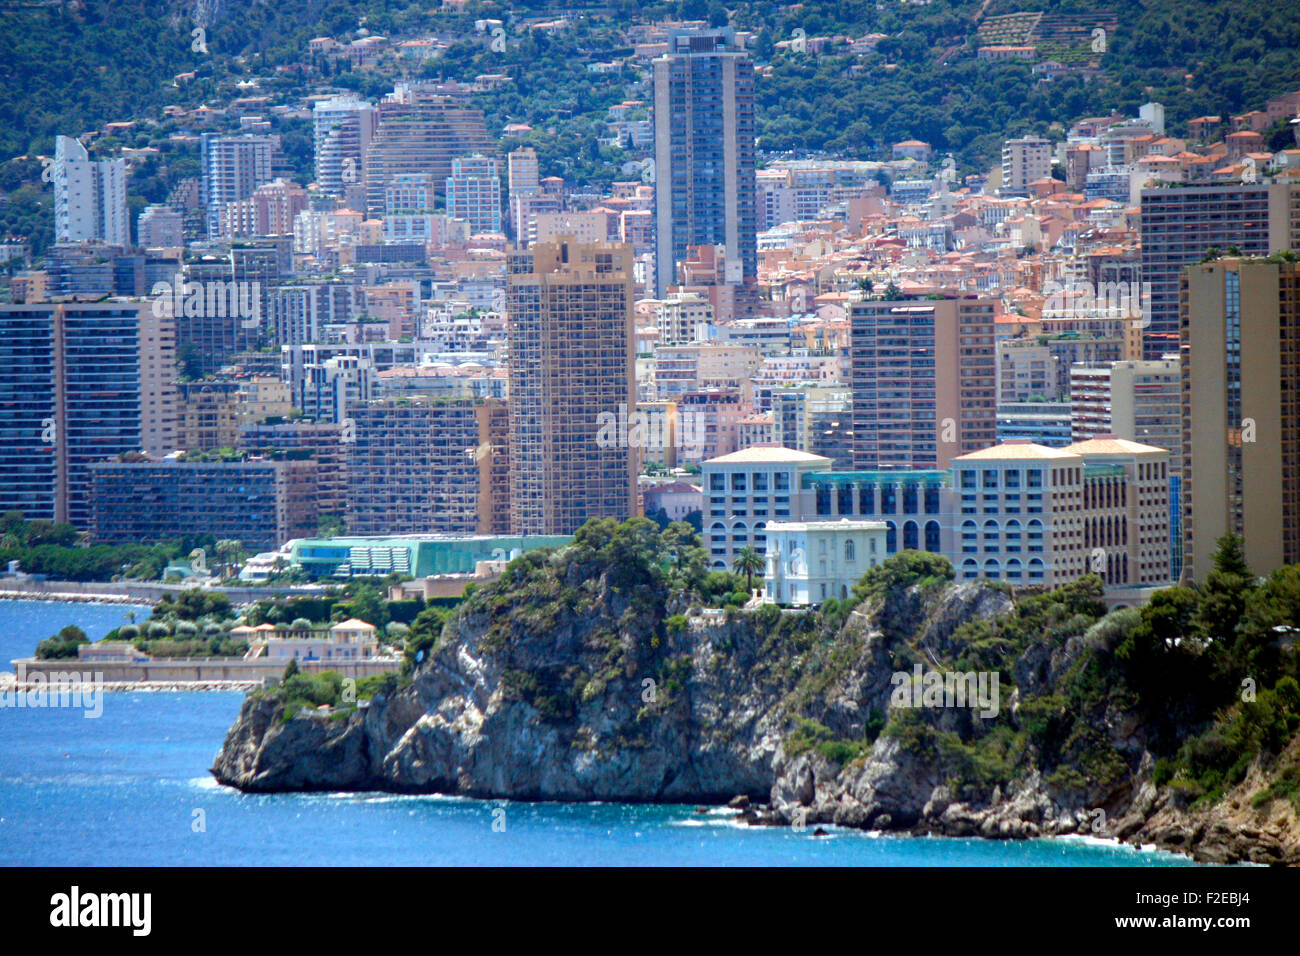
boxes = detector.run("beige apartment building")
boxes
[1182,257,1300,579]
[177,375,293,451]
[657,291,715,347]
[952,437,1171,588]
[652,342,762,399]
[850,294,997,471]
[1069,356,1182,471]
[506,237,638,535]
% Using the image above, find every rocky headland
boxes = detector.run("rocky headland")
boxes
[212,519,1300,865]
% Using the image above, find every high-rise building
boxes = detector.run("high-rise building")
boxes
[445,154,502,233]
[1181,257,1300,579]
[1069,356,1182,464]
[313,96,377,196]
[200,133,280,237]
[218,179,309,239]
[1140,182,1300,359]
[346,396,504,535]
[507,146,540,197]
[240,420,349,523]
[506,237,637,534]
[652,28,757,297]
[362,98,493,217]
[1001,136,1052,197]
[52,136,128,246]
[89,456,318,549]
[850,294,997,470]
[0,301,177,527]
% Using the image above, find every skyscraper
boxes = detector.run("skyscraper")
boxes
[1181,257,1300,579]
[312,96,377,196]
[200,133,280,237]
[1140,182,1300,359]
[0,301,177,527]
[652,28,757,297]
[52,136,129,246]
[850,294,997,470]
[506,237,637,534]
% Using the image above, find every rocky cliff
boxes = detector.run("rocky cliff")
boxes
[212,523,1300,865]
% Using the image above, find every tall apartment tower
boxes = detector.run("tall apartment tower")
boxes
[507,146,542,245]
[0,301,177,528]
[507,146,540,197]
[200,133,280,237]
[313,96,377,196]
[1140,182,1300,359]
[1182,257,1300,580]
[445,154,502,233]
[850,294,997,471]
[52,136,129,246]
[506,237,637,534]
[652,28,757,297]
[362,98,493,217]
[1000,136,1052,197]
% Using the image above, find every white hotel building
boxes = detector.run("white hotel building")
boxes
[704,437,1172,603]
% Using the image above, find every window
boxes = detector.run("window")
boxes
[845,539,856,561]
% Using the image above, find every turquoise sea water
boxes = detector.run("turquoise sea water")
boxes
[0,599,1197,866]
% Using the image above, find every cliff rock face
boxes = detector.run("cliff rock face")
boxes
[214,547,790,801]
[212,538,1300,864]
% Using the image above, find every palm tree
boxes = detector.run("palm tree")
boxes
[214,539,244,580]
[732,546,764,594]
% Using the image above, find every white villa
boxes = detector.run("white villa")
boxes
[763,518,889,606]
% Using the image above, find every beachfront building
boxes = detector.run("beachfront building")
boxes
[235,618,382,663]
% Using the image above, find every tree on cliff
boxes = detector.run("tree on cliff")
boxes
[1197,533,1259,682]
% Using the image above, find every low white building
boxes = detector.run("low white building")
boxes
[236,618,382,663]
[763,518,889,606]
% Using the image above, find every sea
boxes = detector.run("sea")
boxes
[0,599,1198,866]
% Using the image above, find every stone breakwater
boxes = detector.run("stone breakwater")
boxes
[0,588,154,606]
[0,672,259,693]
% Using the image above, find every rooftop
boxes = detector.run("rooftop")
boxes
[704,446,830,465]
[954,440,1080,462]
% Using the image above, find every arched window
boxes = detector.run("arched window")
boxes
[845,539,856,561]
[903,520,919,550]
[924,520,941,552]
